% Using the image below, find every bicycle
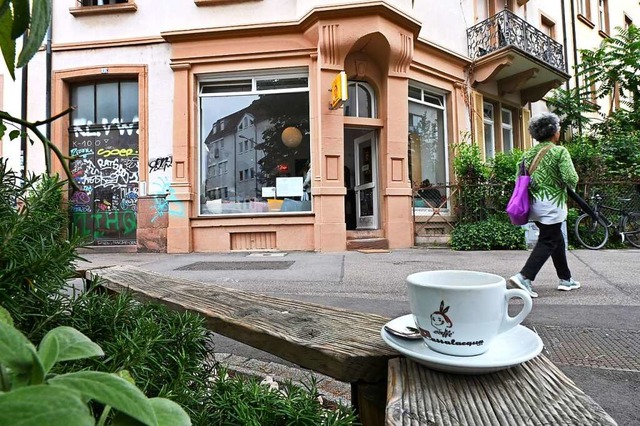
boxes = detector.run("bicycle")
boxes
[574,193,640,250]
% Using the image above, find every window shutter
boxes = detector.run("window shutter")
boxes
[521,108,531,149]
[471,91,485,157]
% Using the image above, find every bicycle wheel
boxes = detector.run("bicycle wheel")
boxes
[622,212,640,248]
[575,213,609,250]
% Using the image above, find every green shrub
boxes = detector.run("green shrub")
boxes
[0,162,86,340]
[451,216,526,251]
[0,305,190,426]
[53,290,214,422]
[201,366,356,426]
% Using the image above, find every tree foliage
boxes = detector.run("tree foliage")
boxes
[577,24,640,129]
[0,0,51,80]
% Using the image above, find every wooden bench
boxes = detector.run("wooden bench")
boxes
[86,265,617,426]
[85,264,396,425]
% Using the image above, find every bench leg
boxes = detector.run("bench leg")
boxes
[351,380,387,426]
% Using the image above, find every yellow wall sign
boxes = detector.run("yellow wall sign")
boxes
[330,71,348,110]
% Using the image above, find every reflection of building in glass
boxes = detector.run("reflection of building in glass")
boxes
[200,78,311,215]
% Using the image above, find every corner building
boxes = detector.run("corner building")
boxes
[2,0,573,252]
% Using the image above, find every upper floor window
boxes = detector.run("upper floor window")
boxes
[71,0,136,15]
[540,14,556,39]
[344,81,376,118]
[80,0,128,5]
[598,0,610,34]
[577,0,590,18]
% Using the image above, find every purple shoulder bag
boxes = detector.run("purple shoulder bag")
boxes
[506,159,531,225]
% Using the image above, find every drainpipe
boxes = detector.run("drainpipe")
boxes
[568,0,582,135]
[561,0,570,90]
[46,18,53,140]
[20,35,28,180]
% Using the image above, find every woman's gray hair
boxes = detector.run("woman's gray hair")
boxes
[528,112,560,141]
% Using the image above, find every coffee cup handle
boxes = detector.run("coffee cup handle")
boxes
[499,289,533,334]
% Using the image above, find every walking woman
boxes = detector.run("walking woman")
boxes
[509,112,580,298]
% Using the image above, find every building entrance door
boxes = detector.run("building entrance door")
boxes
[353,131,378,229]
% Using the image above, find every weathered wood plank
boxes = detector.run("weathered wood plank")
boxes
[88,264,397,383]
[385,357,618,426]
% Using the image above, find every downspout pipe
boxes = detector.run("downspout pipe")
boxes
[46,18,53,140]
[20,36,28,180]
[568,0,582,135]
[561,0,570,90]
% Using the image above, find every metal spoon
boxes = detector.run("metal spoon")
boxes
[384,323,422,340]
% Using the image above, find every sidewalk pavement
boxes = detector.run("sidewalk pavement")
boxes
[76,247,640,425]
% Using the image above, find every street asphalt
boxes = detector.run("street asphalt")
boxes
[76,247,640,425]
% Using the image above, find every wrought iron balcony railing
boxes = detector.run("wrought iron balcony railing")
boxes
[467,10,566,73]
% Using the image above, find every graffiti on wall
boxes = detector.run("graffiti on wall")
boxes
[149,156,173,173]
[69,124,139,245]
[150,176,187,223]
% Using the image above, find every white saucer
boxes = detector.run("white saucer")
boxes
[381,314,543,374]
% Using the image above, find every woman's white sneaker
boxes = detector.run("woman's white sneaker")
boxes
[558,278,581,291]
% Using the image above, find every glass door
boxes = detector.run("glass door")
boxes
[354,131,378,229]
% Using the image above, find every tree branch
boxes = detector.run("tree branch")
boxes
[0,110,79,191]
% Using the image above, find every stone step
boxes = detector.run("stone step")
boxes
[346,237,389,251]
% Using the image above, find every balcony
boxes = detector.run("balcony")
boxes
[466,10,570,104]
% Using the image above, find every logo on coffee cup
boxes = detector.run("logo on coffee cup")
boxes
[418,300,484,348]
[430,300,454,338]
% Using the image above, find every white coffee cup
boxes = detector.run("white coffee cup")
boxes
[406,270,532,356]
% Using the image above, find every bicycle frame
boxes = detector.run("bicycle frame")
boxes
[589,196,639,242]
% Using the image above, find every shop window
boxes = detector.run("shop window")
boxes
[408,84,449,213]
[199,70,310,215]
[344,81,376,118]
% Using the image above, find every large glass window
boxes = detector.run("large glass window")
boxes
[408,85,448,212]
[199,70,311,215]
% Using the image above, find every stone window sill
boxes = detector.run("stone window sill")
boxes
[70,3,137,17]
[577,14,595,29]
[194,0,259,5]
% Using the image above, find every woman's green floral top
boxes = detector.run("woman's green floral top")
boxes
[522,142,579,225]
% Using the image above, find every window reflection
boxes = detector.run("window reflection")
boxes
[200,90,311,215]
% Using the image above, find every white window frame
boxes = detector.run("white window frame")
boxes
[501,108,514,153]
[483,102,496,160]
[408,82,450,216]
[345,81,377,118]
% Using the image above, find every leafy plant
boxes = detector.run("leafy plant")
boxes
[578,24,640,130]
[451,216,526,251]
[0,161,86,340]
[546,87,599,138]
[0,0,77,184]
[0,0,51,79]
[0,305,191,426]
[201,366,356,426]
[452,138,489,185]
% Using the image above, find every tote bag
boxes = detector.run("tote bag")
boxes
[506,160,531,225]
[505,145,553,225]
